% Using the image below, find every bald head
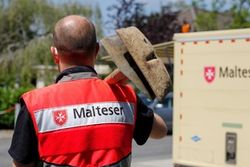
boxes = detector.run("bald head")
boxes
[53,15,97,55]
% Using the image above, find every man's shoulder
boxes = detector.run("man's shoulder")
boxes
[22,83,57,98]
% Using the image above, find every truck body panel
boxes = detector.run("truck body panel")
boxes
[173,29,250,167]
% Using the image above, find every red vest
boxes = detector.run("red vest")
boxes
[22,78,137,167]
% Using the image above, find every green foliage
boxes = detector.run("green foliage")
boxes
[229,0,250,28]
[0,86,31,128]
[195,12,218,31]
[0,0,103,86]
[94,4,103,39]
[193,0,226,31]
[0,35,55,86]
[0,0,97,53]
[230,9,250,28]
[0,1,103,128]
[194,0,250,31]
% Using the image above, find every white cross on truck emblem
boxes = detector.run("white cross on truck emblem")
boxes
[204,66,216,83]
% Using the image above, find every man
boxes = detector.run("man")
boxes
[181,20,191,33]
[9,15,167,167]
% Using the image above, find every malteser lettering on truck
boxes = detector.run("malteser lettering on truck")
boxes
[173,28,250,167]
[219,66,250,78]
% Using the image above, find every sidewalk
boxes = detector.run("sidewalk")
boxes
[1,130,174,167]
[0,130,13,167]
[133,158,173,167]
[0,129,13,139]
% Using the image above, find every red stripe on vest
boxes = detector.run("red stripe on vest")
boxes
[22,78,137,167]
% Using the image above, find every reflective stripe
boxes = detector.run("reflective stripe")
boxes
[34,102,135,133]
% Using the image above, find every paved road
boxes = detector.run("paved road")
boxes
[0,130,13,167]
[132,136,173,167]
[0,130,173,167]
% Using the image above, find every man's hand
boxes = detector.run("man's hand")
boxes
[150,113,167,139]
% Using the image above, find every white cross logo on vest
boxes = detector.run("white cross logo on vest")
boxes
[53,110,68,126]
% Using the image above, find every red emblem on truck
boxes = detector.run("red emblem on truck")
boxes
[53,110,67,126]
[204,66,215,83]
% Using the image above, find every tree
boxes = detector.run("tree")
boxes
[107,0,181,44]
[194,0,250,31]
[194,0,228,31]
[230,0,250,28]
[0,0,103,86]
[195,11,219,31]
[0,0,103,128]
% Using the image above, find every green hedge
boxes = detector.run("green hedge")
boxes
[0,87,31,128]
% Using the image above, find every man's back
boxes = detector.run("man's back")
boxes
[22,75,137,166]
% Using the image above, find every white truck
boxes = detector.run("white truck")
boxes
[173,28,250,167]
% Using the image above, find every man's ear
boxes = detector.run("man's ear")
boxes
[50,46,59,64]
[94,42,99,57]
